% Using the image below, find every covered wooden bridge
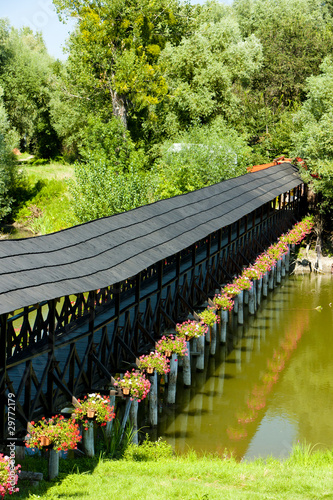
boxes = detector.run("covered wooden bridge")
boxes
[0,162,306,440]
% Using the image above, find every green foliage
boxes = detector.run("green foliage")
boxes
[123,435,174,462]
[0,26,60,157]
[234,0,333,110]
[0,132,18,220]
[158,12,262,135]
[16,178,74,234]
[292,57,333,218]
[154,119,250,198]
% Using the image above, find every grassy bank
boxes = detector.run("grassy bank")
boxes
[13,161,76,235]
[17,444,333,499]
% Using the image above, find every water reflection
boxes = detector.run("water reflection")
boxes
[158,274,333,459]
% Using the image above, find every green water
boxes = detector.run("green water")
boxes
[158,274,333,460]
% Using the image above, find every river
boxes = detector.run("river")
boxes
[157,274,333,460]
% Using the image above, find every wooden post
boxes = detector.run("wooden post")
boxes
[281,254,286,277]
[149,371,158,427]
[210,323,217,356]
[244,290,249,305]
[253,280,257,312]
[83,421,95,457]
[205,321,211,344]
[233,294,239,314]
[48,450,59,480]
[183,341,191,387]
[167,354,178,404]
[248,284,255,315]
[285,246,290,272]
[220,310,228,343]
[257,278,262,307]
[196,335,205,371]
[129,400,139,444]
[237,290,244,325]
[276,259,282,284]
[106,395,116,440]
[269,266,275,290]
[263,272,268,297]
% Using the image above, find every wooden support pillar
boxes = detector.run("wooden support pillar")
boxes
[276,259,282,284]
[257,278,262,307]
[149,371,158,427]
[263,272,268,297]
[106,395,116,440]
[233,294,239,314]
[183,341,191,387]
[167,354,178,404]
[220,310,228,343]
[48,450,60,480]
[196,335,205,372]
[285,246,290,272]
[210,323,217,356]
[249,284,255,315]
[237,290,244,325]
[269,266,275,290]
[83,420,95,457]
[281,254,286,277]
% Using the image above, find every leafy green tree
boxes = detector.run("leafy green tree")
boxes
[52,0,193,142]
[233,0,333,110]
[292,57,333,219]
[0,25,60,157]
[157,12,262,136]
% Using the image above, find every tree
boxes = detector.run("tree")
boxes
[233,0,333,110]
[292,57,333,220]
[52,0,193,141]
[157,12,262,136]
[0,24,61,157]
[0,93,18,219]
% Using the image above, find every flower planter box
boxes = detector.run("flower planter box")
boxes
[40,436,51,447]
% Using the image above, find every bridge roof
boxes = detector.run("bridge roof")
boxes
[0,162,302,315]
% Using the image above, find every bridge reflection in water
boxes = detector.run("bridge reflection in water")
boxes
[158,274,333,460]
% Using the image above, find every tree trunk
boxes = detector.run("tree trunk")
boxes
[110,88,127,129]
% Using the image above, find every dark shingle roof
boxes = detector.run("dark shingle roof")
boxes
[0,163,302,315]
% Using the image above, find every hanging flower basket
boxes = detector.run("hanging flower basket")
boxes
[175,320,208,340]
[213,294,234,311]
[122,387,130,396]
[115,370,151,402]
[155,335,188,357]
[40,435,51,447]
[73,393,115,430]
[25,415,81,451]
[197,307,219,327]
[138,352,170,375]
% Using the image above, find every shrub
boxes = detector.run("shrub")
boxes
[123,435,174,462]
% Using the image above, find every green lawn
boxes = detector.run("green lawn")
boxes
[17,446,333,499]
[20,162,75,182]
